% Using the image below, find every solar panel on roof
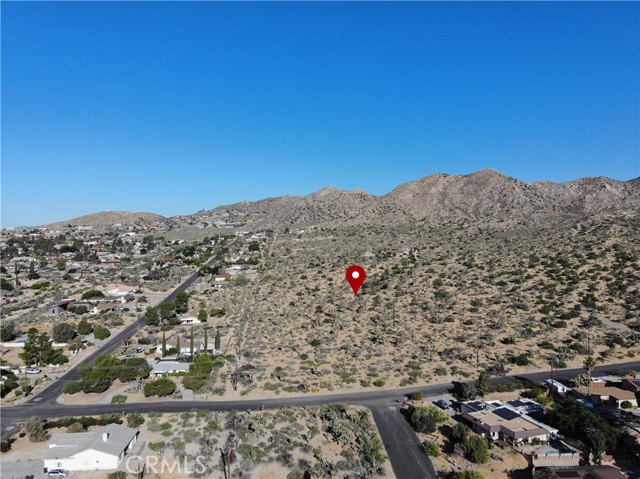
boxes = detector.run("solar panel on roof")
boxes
[494,407,520,420]
[508,400,526,407]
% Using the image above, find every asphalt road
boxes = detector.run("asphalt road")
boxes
[367,401,439,479]
[3,361,639,479]
[2,243,638,479]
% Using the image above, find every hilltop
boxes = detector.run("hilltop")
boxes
[34,170,640,231]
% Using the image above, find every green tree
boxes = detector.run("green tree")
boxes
[0,277,14,291]
[77,318,92,335]
[20,331,59,366]
[56,258,67,271]
[621,400,633,409]
[27,260,40,280]
[0,320,17,342]
[215,329,221,350]
[406,405,447,434]
[249,242,260,252]
[190,326,194,356]
[161,330,167,358]
[198,308,208,323]
[81,289,104,300]
[451,423,471,444]
[145,307,159,326]
[584,355,596,394]
[203,327,208,352]
[174,291,189,314]
[454,382,478,401]
[159,301,175,321]
[23,416,46,442]
[52,322,77,343]
[93,325,111,340]
[463,434,488,463]
[476,372,490,397]
[144,378,176,397]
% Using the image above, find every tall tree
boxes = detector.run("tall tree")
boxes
[176,335,181,357]
[28,260,40,280]
[584,355,596,395]
[203,327,208,352]
[145,307,160,326]
[215,328,221,351]
[161,331,167,358]
[175,292,189,314]
[476,372,490,397]
[190,326,194,356]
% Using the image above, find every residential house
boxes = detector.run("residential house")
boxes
[180,316,201,325]
[49,306,66,316]
[150,361,190,378]
[95,302,119,313]
[573,386,638,408]
[44,423,138,472]
[622,378,640,393]
[460,399,557,445]
[544,379,569,395]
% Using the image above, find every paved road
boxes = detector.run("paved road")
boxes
[2,361,639,479]
[367,400,439,479]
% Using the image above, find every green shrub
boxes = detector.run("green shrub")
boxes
[423,441,441,457]
[406,405,447,434]
[67,422,84,433]
[435,366,448,376]
[144,378,176,397]
[111,394,127,404]
[93,325,111,340]
[126,413,145,428]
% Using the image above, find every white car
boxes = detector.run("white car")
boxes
[48,469,69,478]
[25,368,41,374]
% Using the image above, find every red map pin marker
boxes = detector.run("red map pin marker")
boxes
[346,265,366,295]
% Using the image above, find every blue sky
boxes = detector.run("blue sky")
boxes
[2,2,638,227]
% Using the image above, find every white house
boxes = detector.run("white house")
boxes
[460,399,557,445]
[150,360,190,378]
[545,379,569,395]
[179,316,201,325]
[44,423,139,472]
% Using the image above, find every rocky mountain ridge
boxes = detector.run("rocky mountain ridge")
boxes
[35,169,640,230]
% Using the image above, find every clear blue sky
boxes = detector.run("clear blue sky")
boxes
[2,1,638,227]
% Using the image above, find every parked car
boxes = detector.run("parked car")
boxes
[25,368,41,374]
[135,347,145,353]
[124,354,137,359]
[47,469,69,478]
[434,399,451,410]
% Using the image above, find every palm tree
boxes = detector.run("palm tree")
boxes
[584,355,596,395]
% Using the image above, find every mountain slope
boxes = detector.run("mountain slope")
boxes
[41,211,175,230]
[174,170,640,229]
[37,170,640,230]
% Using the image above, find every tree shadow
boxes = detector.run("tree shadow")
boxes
[506,468,531,479]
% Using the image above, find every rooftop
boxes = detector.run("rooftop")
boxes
[45,423,138,460]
